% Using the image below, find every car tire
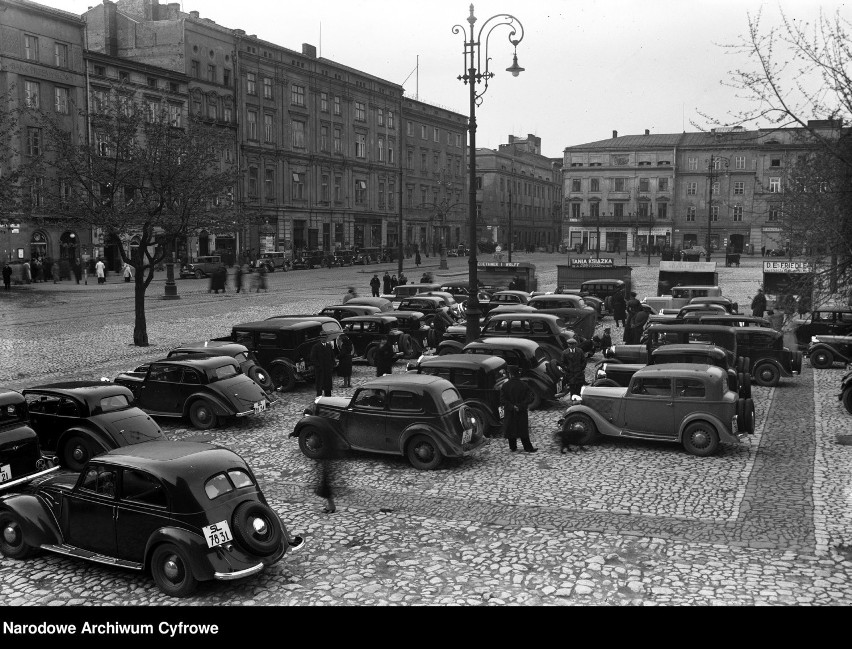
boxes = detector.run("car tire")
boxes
[465,405,491,435]
[406,434,442,470]
[810,349,834,369]
[681,421,720,457]
[230,501,282,557]
[365,345,378,366]
[194,269,203,280]
[0,511,37,559]
[741,372,752,399]
[271,363,297,392]
[524,382,543,410]
[248,365,274,392]
[151,543,199,598]
[737,372,746,397]
[743,356,751,374]
[188,400,218,430]
[62,434,101,472]
[793,351,803,374]
[592,379,620,388]
[736,398,746,431]
[744,397,755,434]
[843,387,852,415]
[399,333,415,357]
[753,362,781,387]
[298,426,330,459]
[561,413,600,446]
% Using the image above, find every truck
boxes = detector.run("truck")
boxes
[477,261,538,293]
[555,259,632,296]
[642,261,719,312]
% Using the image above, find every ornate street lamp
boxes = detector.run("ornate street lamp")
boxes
[454,4,525,343]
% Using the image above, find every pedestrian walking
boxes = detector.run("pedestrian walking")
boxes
[314,449,339,514]
[32,258,42,283]
[370,274,381,298]
[761,245,766,257]
[751,288,767,318]
[415,249,422,267]
[310,335,336,397]
[72,259,82,284]
[343,286,358,303]
[336,333,353,388]
[234,264,244,293]
[374,336,396,377]
[560,338,587,396]
[95,258,106,285]
[22,260,31,284]
[500,366,537,453]
[2,262,12,290]
[123,262,133,283]
[382,271,392,295]
[252,265,268,292]
[611,289,627,328]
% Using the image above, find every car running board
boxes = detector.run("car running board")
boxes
[41,544,144,570]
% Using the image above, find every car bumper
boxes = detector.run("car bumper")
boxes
[0,465,59,493]
[234,399,277,418]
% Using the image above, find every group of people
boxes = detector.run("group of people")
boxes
[609,289,648,344]
[370,271,409,297]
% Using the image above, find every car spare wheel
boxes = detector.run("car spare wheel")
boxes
[231,501,283,557]
[592,378,620,388]
[271,363,297,392]
[248,365,274,391]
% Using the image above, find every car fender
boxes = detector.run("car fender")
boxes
[182,392,234,417]
[0,494,62,548]
[464,398,499,427]
[56,425,112,456]
[144,526,217,583]
[751,356,792,378]
[399,425,453,456]
[563,404,622,437]
[290,415,348,449]
[678,412,739,445]
[437,340,464,355]
[810,343,851,364]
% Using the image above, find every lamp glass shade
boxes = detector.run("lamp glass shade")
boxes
[506,53,525,77]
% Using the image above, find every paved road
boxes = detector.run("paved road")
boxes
[1,252,850,608]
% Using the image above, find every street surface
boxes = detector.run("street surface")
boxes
[1,252,851,606]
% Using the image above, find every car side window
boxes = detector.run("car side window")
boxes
[388,390,421,411]
[676,378,706,398]
[424,367,453,382]
[353,388,386,409]
[632,377,671,396]
[99,395,130,413]
[56,397,80,417]
[182,369,202,385]
[258,332,279,348]
[455,369,478,387]
[840,313,852,324]
[365,322,379,333]
[531,321,548,334]
[80,465,118,498]
[149,365,182,382]
[26,394,59,414]
[121,469,167,507]
[233,331,254,347]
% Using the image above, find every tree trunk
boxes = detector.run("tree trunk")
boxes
[133,270,149,346]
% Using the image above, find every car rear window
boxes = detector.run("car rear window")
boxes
[100,394,131,413]
[322,322,342,333]
[209,364,239,381]
[440,388,463,410]
[204,470,254,500]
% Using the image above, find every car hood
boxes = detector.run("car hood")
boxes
[813,335,852,345]
[312,396,351,412]
[576,386,628,420]
[91,409,164,444]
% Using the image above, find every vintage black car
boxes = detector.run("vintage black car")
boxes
[733,327,802,387]
[0,388,58,492]
[167,341,275,393]
[559,364,754,457]
[646,304,728,328]
[291,374,486,470]
[179,255,223,280]
[21,382,164,472]
[594,343,752,399]
[693,314,771,328]
[437,280,491,306]
[461,337,564,409]
[339,315,413,365]
[406,354,508,435]
[215,318,342,391]
[317,304,383,322]
[389,310,430,350]
[397,296,453,325]
[792,307,852,349]
[114,357,274,431]
[480,290,532,316]
[840,370,852,414]
[478,312,576,362]
[808,334,852,369]
[345,296,394,313]
[0,440,302,597]
[417,291,466,320]
[380,283,442,305]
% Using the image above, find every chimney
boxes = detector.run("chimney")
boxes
[189,10,199,18]
[612,130,618,139]
[645,129,650,136]
[302,43,317,59]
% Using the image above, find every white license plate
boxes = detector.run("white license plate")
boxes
[203,520,233,548]
[498,406,505,419]
[253,400,267,414]
[393,344,399,352]
[461,428,473,445]
[0,464,11,483]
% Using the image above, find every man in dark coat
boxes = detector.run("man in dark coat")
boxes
[310,336,336,397]
[335,333,353,388]
[560,338,587,396]
[382,271,392,295]
[628,307,649,344]
[500,366,537,453]
[751,288,767,318]
[2,262,12,290]
[370,274,381,297]
[374,336,396,377]
[611,289,627,328]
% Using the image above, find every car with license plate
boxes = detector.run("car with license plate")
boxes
[21,382,165,472]
[791,306,852,349]
[0,440,303,597]
[388,310,430,351]
[807,334,852,369]
[339,315,417,365]
[291,374,486,470]
[255,251,291,273]
[179,255,224,280]
[733,327,802,386]
[406,354,508,435]
[0,388,59,492]
[558,364,755,457]
[840,369,852,414]
[166,341,275,393]
[113,356,274,431]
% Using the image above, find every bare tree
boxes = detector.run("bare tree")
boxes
[18,91,239,346]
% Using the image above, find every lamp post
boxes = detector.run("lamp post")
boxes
[454,4,525,343]
[595,208,601,258]
[705,155,729,263]
[507,164,513,262]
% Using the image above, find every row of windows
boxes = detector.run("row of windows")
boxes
[245,168,396,208]
[22,34,69,69]
[568,202,779,223]
[405,121,464,148]
[570,177,671,193]
[569,156,785,171]
[685,178,781,194]
[190,60,232,87]
[23,80,70,115]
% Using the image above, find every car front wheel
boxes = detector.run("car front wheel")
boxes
[151,543,198,598]
[188,400,218,430]
[681,421,720,456]
[843,387,852,415]
[0,512,37,559]
[561,413,599,446]
[298,427,329,459]
[194,269,203,280]
[406,434,442,470]
[753,362,780,387]
[271,363,297,392]
[810,349,834,369]
[62,434,100,471]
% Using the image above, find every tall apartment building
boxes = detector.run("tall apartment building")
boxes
[476,134,562,251]
[563,125,838,255]
[0,0,88,265]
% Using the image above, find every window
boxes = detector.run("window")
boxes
[734,181,744,195]
[421,125,427,139]
[265,168,275,200]
[614,178,626,191]
[632,377,671,397]
[93,65,105,76]
[27,127,41,156]
[334,95,341,115]
[353,388,386,409]
[456,133,462,147]
[589,202,599,218]
[377,137,385,162]
[614,203,624,218]
[658,178,669,191]
[122,470,166,507]
[94,131,110,157]
[712,181,720,195]
[247,110,258,139]
[768,205,780,221]
[291,84,305,106]
[355,133,366,158]
[769,177,781,193]
[355,179,367,204]
[24,35,38,61]
[378,181,385,208]
[321,174,329,202]
[169,103,181,127]
[261,77,272,100]
[639,178,649,192]
[192,97,202,116]
[732,205,743,221]
[735,155,745,169]
[354,101,366,121]
[320,92,328,112]
[320,125,329,151]
[247,72,256,95]
[146,99,161,123]
[388,182,395,210]
[248,166,258,198]
[710,206,719,221]
[264,114,274,142]
[571,203,581,219]
[388,139,395,164]
[191,60,200,78]
[688,157,697,171]
[54,42,68,68]
[407,121,413,136]
[224,105,232,122]
[207,64,216,83]
[292,120,305,148]
[377,108,384,126]
[333,126,342,153]
[676,378,705,399]
[590,178,600,192]
[770,158,781,168]
[421,152,427,172]
[224,69,231,86]
[80,465,117,498]
[388,390,420,411]
[687,182,697,196]
[206,98,216,120]
[686,206,696,222]
[657,203,668,220]
[30,177,44,207]
[24,81,40,109]
[334,175,342,202]
[571,179,581,192]
[388,111,394,128]
[638,202,650,218]
[291,172,305,200]
[433,127,439,142]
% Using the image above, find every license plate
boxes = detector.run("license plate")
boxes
[732,416,738,434]
[0,464,11,483]
[253,400,267,414]
[498,406,505,419]
[393,344,399,352]
[461,428,473,444]
[203,520,233,548]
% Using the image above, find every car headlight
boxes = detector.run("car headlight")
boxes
[811,336,819,344]
[570,394,583,404]
[605,346,615,358]
[596,368,606,379]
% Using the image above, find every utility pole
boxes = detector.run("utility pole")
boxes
[508,166,513,262]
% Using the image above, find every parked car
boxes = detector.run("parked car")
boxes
[291,374,487,470]
[179,255,224,280]
[21,382,164,471]
[481,290,532,316]
[558,364,754,457]
[380,283,441,305]
[791,306,852,349]
[255,251,291,273]
[0,440,303,597]
[732,327,802,387]
[840,369,852,414]
[648,304,728,327]
[437,280,491,306]
[345,296,394,313]
[388,310,431,350]
[166,341,275,393]
[0,388,58,492]
[339,315,411,365]
[213,318,342,392]
[807,334,852,369]
[642,285,723,314]
[578,279,628,304]
[594,343,752,399]
[113,356,274,430]
[397,296,453,325]
[689,296,739,314]
[461,337,564,409]
[406,354,508,435]
[478,312,576,361]
[528,294,595,314]
[333,250,356,266]
[317,304,383,322]
[417,291,466,320]
[694,314,771,328]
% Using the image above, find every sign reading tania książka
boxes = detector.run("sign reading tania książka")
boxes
[762,261,814,274]
[568,258,616,268]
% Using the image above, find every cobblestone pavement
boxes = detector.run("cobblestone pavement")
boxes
[1,253,850,606]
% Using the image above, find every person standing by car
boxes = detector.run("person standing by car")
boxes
[383,271,392,295]
[500,366,537,453]
[611,289,627,328]
[370,274,381,297]
[560,338,587,397]
[310,336,336,397]
[751,288,767,318]
[398,271,408,286]
[336,333,354,388]
[374,336,396,378]
[391,274,399,289]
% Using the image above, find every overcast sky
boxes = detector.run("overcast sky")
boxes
[37,0,850,158]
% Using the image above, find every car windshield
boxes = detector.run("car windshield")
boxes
[322,322,342,333]
[440,388,463,410]
[208,364,239,381]
[99,394,131,413]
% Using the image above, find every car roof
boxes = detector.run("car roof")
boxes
[635,363,726,379]
[400,296,444,304]
[732,326,781,337]
[416,354,506,371]
[465,337,540,352]
[405,283,441,289]
[390,310,426,319]
[690,296,734,303]
[0,387,24,408]
[646,323,736,334]
[652,344,725,358]
[492,290,531,298]
[341,315,399,324]
[23,381,135,405]
[236,319,329,331]
[813,305,852,313]
[347,297,393,306]
[582,279,624,285]
[361,373,457,391]
[439,280,473,288]
[698,315,768,323]
[170,342,249,355]
[151,356,239,369]
[487,312,563,322]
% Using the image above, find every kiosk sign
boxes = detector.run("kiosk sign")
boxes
[569,258,615,268]
[762,261,814,274]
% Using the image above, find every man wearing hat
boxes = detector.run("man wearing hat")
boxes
[499,366,537,453]
[561,337,587,397]
[310,334,337,397]
[751,287,767,318]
